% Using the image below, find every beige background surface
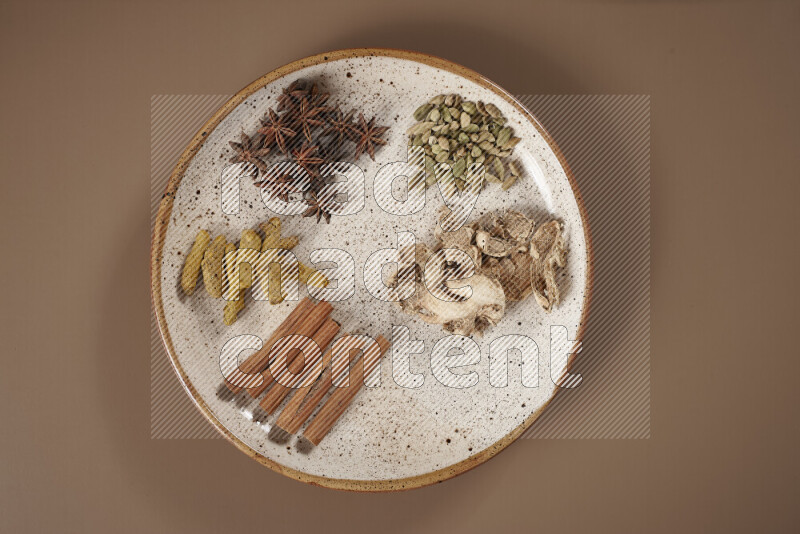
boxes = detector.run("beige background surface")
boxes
[1,0,798,532]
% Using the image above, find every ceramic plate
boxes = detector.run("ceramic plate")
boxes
[151,49,591,491]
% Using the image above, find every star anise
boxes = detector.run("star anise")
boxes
[258,109,297,154]
[306,82,331,108]
[316,136,346,164]
[322,107,356,148]
[224,78,393,225]
[295,96,331,143]
[229,132,270,172]
[351,113,389,160]
[262,172,301,203]
[290,142,325,177]
[302,190,332,224]
[277,79,308,112]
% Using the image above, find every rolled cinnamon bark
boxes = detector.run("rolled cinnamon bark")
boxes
[302,335,389,445]
[259,318,340,415]
[225,297,314,393]
[246,300,334,399]
[274,334,362,435]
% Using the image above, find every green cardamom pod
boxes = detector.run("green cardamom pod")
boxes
[485,103,502,118]
[407,121,434,136]
[501,174,517,190]
[452,157,466,177]
[414,104,433,122]
[441,107,452,123]
[496,127,512,147]
[493,158,505,179]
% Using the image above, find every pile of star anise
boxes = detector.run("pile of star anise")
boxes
[227,79,389,223]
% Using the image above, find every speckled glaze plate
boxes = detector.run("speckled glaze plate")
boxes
[151,49,591,491]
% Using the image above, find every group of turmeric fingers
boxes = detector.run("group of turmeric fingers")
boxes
[180,217,329,325]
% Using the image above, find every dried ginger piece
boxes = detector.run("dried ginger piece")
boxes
[436,209,566,311]
[482,249,534,302]
[435,223,482,267]
[472,210,536,302]
[529,220,567,312]
[394,243,506,336]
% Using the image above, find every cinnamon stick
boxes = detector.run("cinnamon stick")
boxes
[225,297,313,393]
[246,300,333,399]
[302,335,389,445]
[259,318,339,414]
[274,333,363,435]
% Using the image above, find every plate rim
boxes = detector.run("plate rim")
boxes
[150,47,594,492]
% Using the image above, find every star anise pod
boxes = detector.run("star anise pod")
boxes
[229,132,270,172]
[351,113,389,161]
[290,142,325,177]
[277,79,308,112]
[224,78,393,203]
[258,109,297,154]
[302,190,332,224]
[306,82,331,108]
[317,136,345,165]
[295,96,331,143]
[322,107,356,148]
[262,172,301,203]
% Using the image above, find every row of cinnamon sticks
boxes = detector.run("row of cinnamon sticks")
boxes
[225,297,388,445]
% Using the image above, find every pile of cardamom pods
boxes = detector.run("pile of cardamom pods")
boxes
[407,94,522,191]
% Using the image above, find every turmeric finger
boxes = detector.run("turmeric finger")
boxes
[268,263,284,305]
[299,262,329,289]
[201,235,227,298]
[277,235,299,250]
[223,242,239,300]
[181,230,211,295]
[223,289,246,325]
[259,217,281,249]
[239,229,261,289]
